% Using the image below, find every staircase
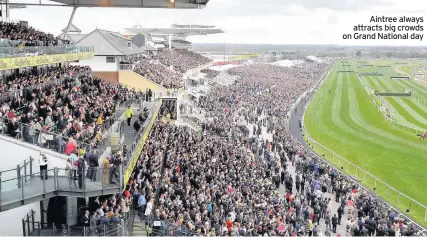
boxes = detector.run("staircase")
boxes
[131,215,147,236]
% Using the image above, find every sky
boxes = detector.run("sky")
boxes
[4,0,427,46]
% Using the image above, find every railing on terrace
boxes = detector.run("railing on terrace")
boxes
[21,188,136,237]
[290,67,427,230]
[0,115,111,155]
[122,99,162,185]
[119,64,134,71]
[0,95,141,157]
[0,44,94,58]
[0,165,123,211]
[22,202,134,236]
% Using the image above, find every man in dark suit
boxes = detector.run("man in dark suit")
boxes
[332,214,338,233]
[337,206,344,225]
[78,156,86,189]
[80,210,89,226]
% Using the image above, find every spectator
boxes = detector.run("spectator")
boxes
[39,151,48,180]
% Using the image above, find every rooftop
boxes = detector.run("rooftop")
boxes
[76,29,154,56]
[123,26,224,37]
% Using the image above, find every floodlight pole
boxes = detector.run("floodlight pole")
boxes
[63,6,78,40]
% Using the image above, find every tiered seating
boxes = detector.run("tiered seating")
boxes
[133,58,183,89]
[211,71,239,86]
[0,65,141,151]
[172,39,191,45]
[79,193,133,235]
[201,68,220,79]
[156,49,211,73]
[0,21,70,47]
[0,66,87,96]
[159,100,177,120]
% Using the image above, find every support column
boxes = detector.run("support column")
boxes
[168,34,172,50]
[63,7,78,41]
[66,197,78,226]
[5,0,10,22]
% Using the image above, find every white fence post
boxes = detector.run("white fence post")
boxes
[398,193,401,205]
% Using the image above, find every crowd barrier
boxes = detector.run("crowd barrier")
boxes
[0,44,94,58]
[22,204,134,236]
[0,51,94,70]
[338,70,355,73]
[123,99,162,188]
[0,164,123,212]
[361,64,374,66]
[292,70,427,229]
[377,65,392,67]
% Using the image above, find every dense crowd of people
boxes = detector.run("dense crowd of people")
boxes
[201,68,220,79]
[0,65,140,151]
[124,61,426,236]
[134,58,183,89]
[78,193,132,235]
[0,21,70,47]
[172,39,192,45]
[159,99,177,120]
[157,49,211,73]
[0,66,84,96]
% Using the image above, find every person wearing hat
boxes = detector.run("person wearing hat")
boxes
[124,106,134,126]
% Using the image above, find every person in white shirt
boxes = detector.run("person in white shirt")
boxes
[39,151,48,180]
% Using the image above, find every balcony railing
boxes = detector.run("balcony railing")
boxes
[0,42,94,58]
[119,64,134,71]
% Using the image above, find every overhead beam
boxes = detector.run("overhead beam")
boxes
[0,2,206,9]
[62,6,77,40]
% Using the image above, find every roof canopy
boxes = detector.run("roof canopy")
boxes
[124,27,224,37]
[6,0,209,8]
[61,23,81,33]
[57,32,86,43]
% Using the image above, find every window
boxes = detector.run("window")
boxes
[106,56,115,63]
[127,41,132,48]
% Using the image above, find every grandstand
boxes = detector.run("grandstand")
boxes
[0,4,426,237]
[210,71,240,86]
[0,1,218,236]
[123,24,224,50]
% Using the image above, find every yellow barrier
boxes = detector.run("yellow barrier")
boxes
[123,101,162,188]
[0,52,94,70]
[230,53,259,60]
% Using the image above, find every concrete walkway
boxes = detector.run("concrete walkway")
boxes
[246,105,349,236]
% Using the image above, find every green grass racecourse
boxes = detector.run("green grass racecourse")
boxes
[304,62,427,227]
[358,64,427,131]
